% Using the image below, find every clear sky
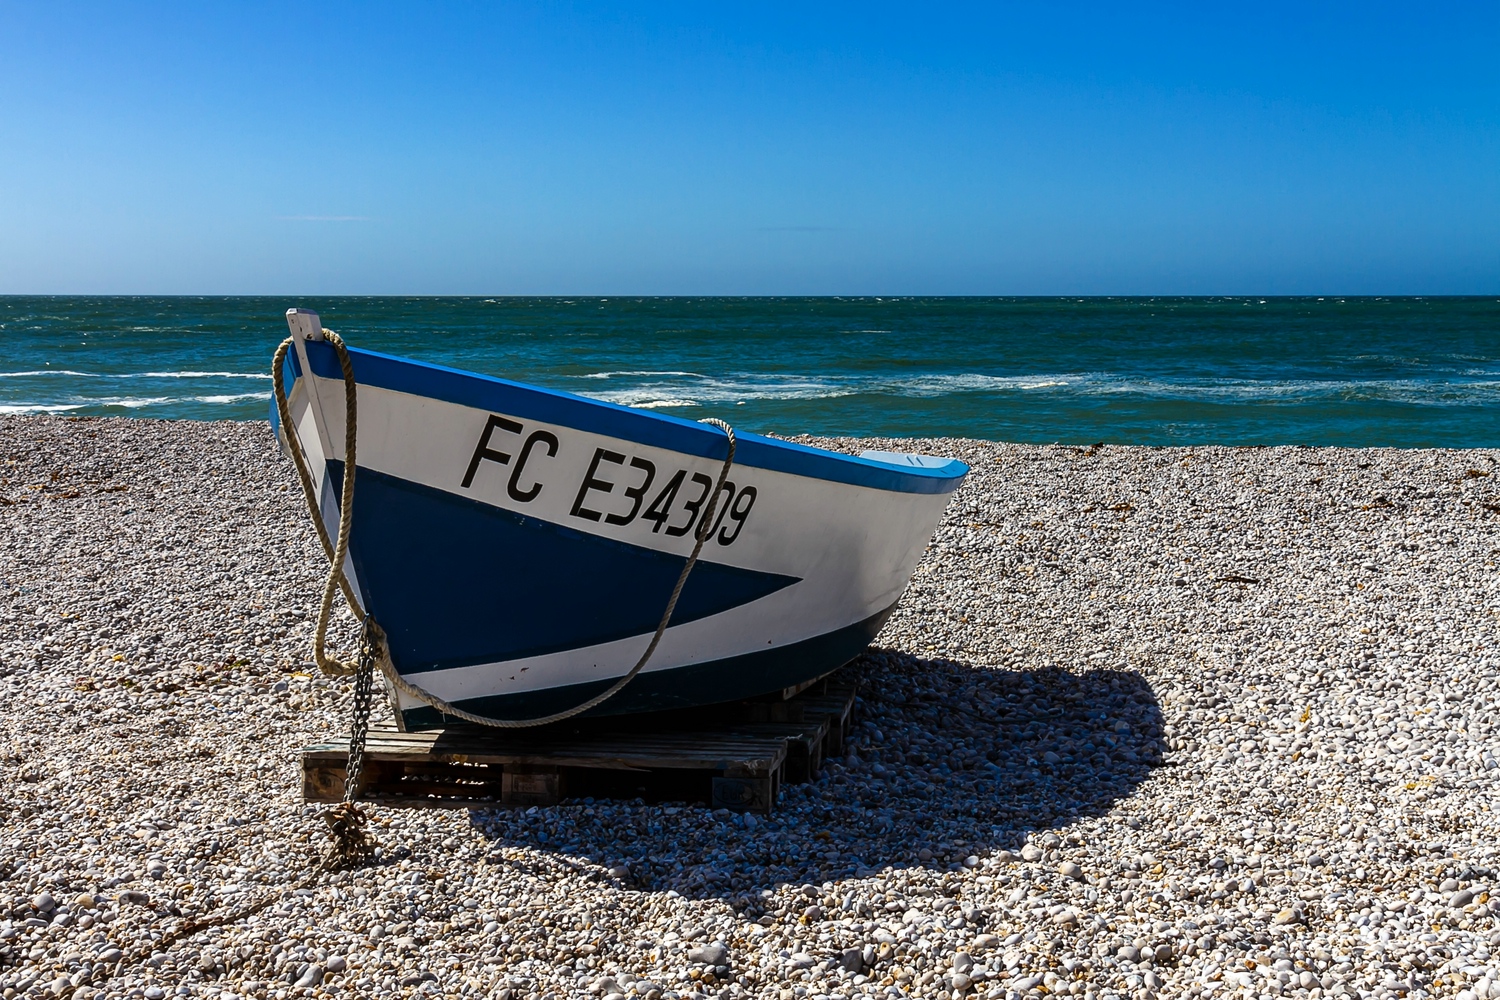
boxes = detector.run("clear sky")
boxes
[2,2,1497,294]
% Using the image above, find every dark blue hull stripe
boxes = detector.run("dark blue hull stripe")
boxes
[398,599,898,729]
[329,460,801,674]
[299,340,966,495]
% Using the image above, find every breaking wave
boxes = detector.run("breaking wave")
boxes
[573,371,1500,409]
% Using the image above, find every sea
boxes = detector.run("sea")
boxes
[1,296,1496,447]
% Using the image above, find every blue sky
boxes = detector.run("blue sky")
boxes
[2,2,1497,294]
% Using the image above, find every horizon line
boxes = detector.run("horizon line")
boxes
[1,292,1497,300]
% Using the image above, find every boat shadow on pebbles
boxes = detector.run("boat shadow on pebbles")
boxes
[463,648,1165,899]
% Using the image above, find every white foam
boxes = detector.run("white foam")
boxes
[0,370,101,378]
[578,370,706,380]
[0,370,270,380]
[0,403,86,414]
[136,371,272,380]
[96,397,176,408]
[192,392,272,404]
[626,399,702,409]
[881,374,1079,396]
[584,375,857,408]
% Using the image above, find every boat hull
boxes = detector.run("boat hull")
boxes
[278,330,967,729]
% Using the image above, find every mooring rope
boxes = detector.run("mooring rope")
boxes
[271,335,360,677]
[68,331,735,983]
[271,331,736,731]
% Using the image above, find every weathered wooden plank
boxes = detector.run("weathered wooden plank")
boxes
[797,682,858,758]
[711,775,775,812]
[731,719,827,783]
[502,769,563,806]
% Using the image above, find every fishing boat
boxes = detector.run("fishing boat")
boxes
[273,309,967,730]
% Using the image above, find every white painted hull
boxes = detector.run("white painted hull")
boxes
[279,330,966,728]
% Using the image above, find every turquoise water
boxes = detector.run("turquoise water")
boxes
[1,296,1496,447]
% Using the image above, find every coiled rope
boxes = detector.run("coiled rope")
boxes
[271,331,736,730]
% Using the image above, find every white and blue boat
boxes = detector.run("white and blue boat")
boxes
[274,309,967,730]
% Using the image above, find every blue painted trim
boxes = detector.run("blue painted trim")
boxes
[267,347,301,436]
[297,340,967,496]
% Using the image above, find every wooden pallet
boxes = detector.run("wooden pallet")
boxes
[299,677,857,814]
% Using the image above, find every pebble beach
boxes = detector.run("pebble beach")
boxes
[2,415,1499,1000]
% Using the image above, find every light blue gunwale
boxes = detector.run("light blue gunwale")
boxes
[292,340,968,496]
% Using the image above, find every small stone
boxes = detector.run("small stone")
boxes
[1451,889,1475,908]
[1272,908,1302,925]
[951,972,972,991]
[399,973,425,987]
[918,848,934,862]
[839,948,864,973]
[1441,878,1461,892]
[1059,861,1084,881]
[607,865,631,879]
[146,860,167,878]
[73,893,96,909]
[143,989,166,1000]
[33,892,56,912]
[1118,945,1140,963]
[1144,970,1164,990]
[952,951,974,974]
[687,943,728,966]
[1307,854,1326,867]
[97,947,122,964]
[1020,845,1044,862]
[994,850,1017,864]
[326,955,347,973]
[1013,975,1044,992]
[294,964,325,988]
[1153,944,1173,964]
[802,904,824,921]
